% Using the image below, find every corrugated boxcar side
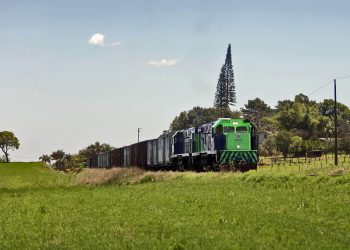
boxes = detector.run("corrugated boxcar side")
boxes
[130,141,148,167]
[152,139,158,165]
[98,151,110,168]
[137,141,148,167]
[156,134,172,165]
[123,146,131,166]
[117,147,124,166]
[130,143,137,166]
[87,155,98,168]
[123,147,127,166]
[157,136,164,164]
[97,153,102,167]
[147,141,152,166]
[164,134,172,164]
[111,148,124,167]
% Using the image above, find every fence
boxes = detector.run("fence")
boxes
[257,154,350,174]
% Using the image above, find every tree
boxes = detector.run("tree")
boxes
[63,153,79,170]
[50,149,66,171]
[294,93,316,106]
[275,100,294,112]
[259,137,277,156]
[319,99,350,122]
[241,98,272,129]
[340,136,350,154]
[275,130,293,159]
[0,131,20,163]
[39,154,51,164]
[214,44,236,110]
[290,136,303,156]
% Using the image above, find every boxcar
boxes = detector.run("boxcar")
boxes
[97,151,110,168]
[130,140,148,167]
[157,133,172,166]
[87,154,98,168]
[110,148,124,167]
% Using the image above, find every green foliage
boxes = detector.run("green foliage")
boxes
[47,150,82,172]
[319,99,350,122]
[262,137,277,156]
[340,136,350,154]
[0,131,20,163]
[241,98,273,128]
[39,154,51,164]
[50,149,66,171]
[290,136,303,155]
[275,130,294,159]
[214,44,236,109]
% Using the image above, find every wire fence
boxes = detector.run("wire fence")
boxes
[257,154,350,174]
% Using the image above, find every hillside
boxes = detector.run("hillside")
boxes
[0,162,72,189]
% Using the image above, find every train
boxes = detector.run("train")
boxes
[87,118,259,171]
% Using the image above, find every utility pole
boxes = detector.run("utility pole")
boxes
[137,128,142,143]
[334,79,338,166]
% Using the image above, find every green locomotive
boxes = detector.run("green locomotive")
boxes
[88,118,258,172]
[171,118,258,171]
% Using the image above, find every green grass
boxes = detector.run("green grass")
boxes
[0,162,349,249]
[0,162,73,189]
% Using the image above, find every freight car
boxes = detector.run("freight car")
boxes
[87,118,259,171]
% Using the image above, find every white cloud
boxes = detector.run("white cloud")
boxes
[88,33,122,47]
[146,59,180,67]
[88,33,105,46]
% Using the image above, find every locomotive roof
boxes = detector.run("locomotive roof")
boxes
[212,118,253,128]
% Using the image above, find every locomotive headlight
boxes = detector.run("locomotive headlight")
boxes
[237,145,240,149]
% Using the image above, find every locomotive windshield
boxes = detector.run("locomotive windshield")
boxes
[223,127,234,133]
[236,126,248,133]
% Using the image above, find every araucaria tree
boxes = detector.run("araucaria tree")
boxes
[214,44,236,110]
[0,131,20,163]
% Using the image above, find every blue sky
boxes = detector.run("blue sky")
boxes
[1,0,350,161]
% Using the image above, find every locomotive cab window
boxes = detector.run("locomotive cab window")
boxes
[215,124,223,134]
[223,126,234,133]
[236,126,248,133]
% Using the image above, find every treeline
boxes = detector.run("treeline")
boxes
[170,93,350,158]
[39,142,113,172]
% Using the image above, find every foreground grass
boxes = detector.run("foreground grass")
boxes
[0,163,349,249]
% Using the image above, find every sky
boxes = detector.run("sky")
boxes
[1,0,350,161]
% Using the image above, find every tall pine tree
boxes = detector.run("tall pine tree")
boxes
[214,44,236,110]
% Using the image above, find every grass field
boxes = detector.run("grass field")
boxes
[0,162,349,249]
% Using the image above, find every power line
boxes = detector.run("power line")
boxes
[308,80,333,96]
[335,75,350,80]
[308,74,350,97]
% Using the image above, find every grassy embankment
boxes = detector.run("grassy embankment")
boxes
[0,162,349,249]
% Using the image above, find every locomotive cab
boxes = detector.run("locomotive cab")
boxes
[212,118,253,151]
